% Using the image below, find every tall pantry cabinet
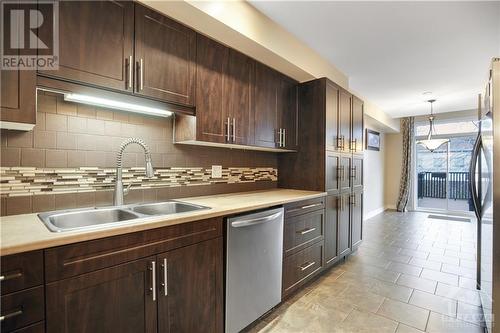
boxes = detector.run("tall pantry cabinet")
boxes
[278,78,364,269]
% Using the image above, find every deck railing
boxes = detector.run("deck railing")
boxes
[417,172,470,200]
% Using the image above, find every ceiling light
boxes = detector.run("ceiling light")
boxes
[64,93,173,117]
[416,99,449,152]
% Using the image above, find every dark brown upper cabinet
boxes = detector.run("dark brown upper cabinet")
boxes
[1,69,36,130]
[135,4,196,106]
[351,96,364,153]
[38,1,134,92]
[254,63,298,150]
[338,89,352,153]
[325,81,340,152]
[254,62,280,148]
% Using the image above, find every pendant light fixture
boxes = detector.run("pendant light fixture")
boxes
[416,99,449,152]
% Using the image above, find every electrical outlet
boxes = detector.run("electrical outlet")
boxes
[211,165,222,178]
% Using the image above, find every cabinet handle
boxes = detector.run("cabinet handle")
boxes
[299,261,315,271]
[226,118,231,142]
[0,309,23,322]
[351,194,356,206]
[351,166,357,178]
[297,227,316,235]
[278,128,282,147]
[300,203,322,210]
[149,261,156,301]
[139,58,144,91]
[161,258,168,297]
[283,128,286,147]
[126,56,134,89]
[337,136,342,149]
[0,271,22,282]
[232,118,236,143]
[341,135,345,150]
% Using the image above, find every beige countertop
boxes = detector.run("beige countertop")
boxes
[0,189,325,256]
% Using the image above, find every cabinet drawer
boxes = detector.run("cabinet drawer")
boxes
[282,241,323,297]
[284,197,325,217]
[1,287,44,333]
[284,209,324,257]
[1,251,43,295]
[45,218,222,282]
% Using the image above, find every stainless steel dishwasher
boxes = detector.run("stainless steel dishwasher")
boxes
[226,207,284,333]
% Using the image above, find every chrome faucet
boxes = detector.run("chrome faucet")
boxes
[113,138,154,206]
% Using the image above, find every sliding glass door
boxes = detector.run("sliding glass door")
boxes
[415,119,477,213]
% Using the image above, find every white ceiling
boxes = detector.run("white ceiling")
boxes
[250,1,500,118]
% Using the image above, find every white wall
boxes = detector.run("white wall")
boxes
[363,117,386,220]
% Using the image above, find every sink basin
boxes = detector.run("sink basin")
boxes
[131,201,209,216]
[38,200,210,232]
[39,208,140,232]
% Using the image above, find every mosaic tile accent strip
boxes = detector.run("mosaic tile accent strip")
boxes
[0,167,277,197]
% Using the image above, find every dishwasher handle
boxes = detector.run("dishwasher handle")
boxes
[231,211,283,228]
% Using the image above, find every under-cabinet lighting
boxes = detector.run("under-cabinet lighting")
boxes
[64,93,173,117]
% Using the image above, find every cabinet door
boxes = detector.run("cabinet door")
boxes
[324,195,339,266]
[339,156,351,192]
[351,96,364,152]
[338,193,351,257]
[351,191,363,249]
[46,257,157,333]
[39,1,134,92]
[135,4,196,105]
[325,81,340,151]
[351,156,363,191]
[1,70,36,127]
[226,49,254,145]
[339,90,352,153]
[195,34,229,143]
[279,75,298,150]
[157,238,222,333]
[254,62,279,148]
[326,152,340,194]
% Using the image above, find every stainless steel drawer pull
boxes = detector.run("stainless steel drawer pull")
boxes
[299,261,315,271]
[300,203,322,210]
[232,118,236,143]
[283,128,286,147]
[0,271,22,282]
[0,309,23,322]
[297,227,316,235]
[227,117,231,142]
[150,261,156,301]
[127,55,132,89]
[161,258,168,296]
[139,58,144,91]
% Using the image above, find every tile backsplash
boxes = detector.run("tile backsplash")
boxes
[0,91,278,215]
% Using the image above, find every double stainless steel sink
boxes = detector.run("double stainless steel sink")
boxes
[38,201,210,233]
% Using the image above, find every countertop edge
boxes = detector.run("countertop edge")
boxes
[1,189,326,256]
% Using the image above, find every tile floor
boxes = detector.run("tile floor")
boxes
[247,211,484,333]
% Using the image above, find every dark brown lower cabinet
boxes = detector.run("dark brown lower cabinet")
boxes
[324,195,338,266]
[337,192,351,257]
[46,257,158,333]
[350,191,363,249]
[157,238,222,333]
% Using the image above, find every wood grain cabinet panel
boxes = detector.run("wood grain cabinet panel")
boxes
[135,4,196,105]
[1,287,44,333]
[351,156,363,191]
[339,155,351,192]
[284,209,324,257]
[338,90,352,153]
[0,251,43,296]
[38,0,134,92]
[325,81,340,152]
[279,75,299,150]
[195,34,229,143]
[254,62,280,148]
[46,257,157,333]
[326,152,340,194]
[350,191,363,249]
[324,195,339,266]
[157,238,223,333]
[337,192,351,257]
[351,96,364,153]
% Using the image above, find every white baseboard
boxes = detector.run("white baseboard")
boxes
[363,207,386,220]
